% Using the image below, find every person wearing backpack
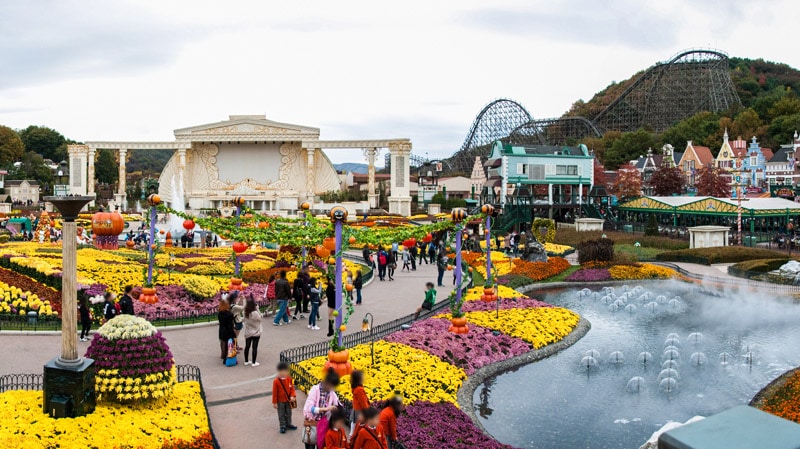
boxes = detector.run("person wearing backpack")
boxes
[353,270,363,305]
[376,247,388,281]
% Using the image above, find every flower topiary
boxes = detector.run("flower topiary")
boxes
[85,314,176,404]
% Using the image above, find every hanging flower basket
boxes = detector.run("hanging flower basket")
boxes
[324,350,353,376]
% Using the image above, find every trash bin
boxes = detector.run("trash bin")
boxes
[745,236,757,247]
[623,225,633,233]
[27,310,37,325]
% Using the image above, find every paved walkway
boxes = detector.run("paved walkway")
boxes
[1,255,453,449]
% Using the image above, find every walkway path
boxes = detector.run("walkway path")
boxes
[0,255,454,449]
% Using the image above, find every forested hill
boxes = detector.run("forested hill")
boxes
[568,57,800,169]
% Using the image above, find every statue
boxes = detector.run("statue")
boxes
[522,239,548,263]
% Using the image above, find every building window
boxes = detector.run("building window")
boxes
[556,165,578,175]
[751,156,757,167]
[684,160,695,171]
[516,163,527,175]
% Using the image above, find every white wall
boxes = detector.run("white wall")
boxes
[216,143,282,183]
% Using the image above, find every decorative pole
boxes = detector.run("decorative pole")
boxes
[324,205,353,377]
[448,208,468,334]
[334,209,345,347]
[233,197,245,276]
[300,202,310,267]
[147,194,161,285]
[482,204,495,281]
[455,225,463,304]
[43,194,95,418]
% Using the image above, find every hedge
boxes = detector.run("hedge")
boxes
[728,258,793,279]
[554,228,689,251]
[656,247,789,265]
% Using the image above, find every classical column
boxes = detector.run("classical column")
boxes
[177,147,187,201]
[364,147,378,208]
[388,141,412,216]
[67,144,89,196]
[87,147,96,196]
[306,147,316,201]
[117,147,127,196]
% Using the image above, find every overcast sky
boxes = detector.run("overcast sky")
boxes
[1,0,797,166]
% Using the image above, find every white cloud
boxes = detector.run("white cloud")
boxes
[0,0,798,164]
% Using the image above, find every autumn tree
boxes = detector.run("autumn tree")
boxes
[695,166,731,197]
[612,163,642,200]
[0,126,24,165]
[593,159,608,189]
[648,165,684,196]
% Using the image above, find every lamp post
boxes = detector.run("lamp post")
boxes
[43,194,95,418]
[452,208,466,307]
[300,202,310,267]
[361,312,375,365]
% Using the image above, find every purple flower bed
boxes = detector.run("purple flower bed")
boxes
[398,401,518,449]
[86,332,174,376]
[461,297,552,313]
[131,283,268,320]
[565,268,611,282]
[384,318,530,375]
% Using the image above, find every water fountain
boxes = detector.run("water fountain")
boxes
[626,377,646,393]
[621,285,629,292]
[637,352,652,365]
[664,337,681,348]
[579,288,591,297]
[663,345,680,354]
[668,299,681,309]
[719,352,732,365]
[613,299,626,308]
[608,351,625,365]
[743,351,755,365]
[690,352,707,366]
[659,377,678,393]
[666,333,680,339]
[656,295,667,304]
[168,172,186,234]
[662,360,679,370]
[624,304,637,314]
[645,302,658,312]
[585,349,600,358]
[658,368,680,382]
[608,303,620,312]
[663,349,680,361]
[580,356,599,370]
[601,295,611,304]
[687,332,704,345]
[591,292,601,300]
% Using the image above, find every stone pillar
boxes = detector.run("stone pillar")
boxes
[177,147,187,201]
[364,148,378,208]
[306,147,316,202]
[87,147,96,197]
[67,145,88,196]
[388,141,412,216]
[61,220,78,363]
[117,148,127,196]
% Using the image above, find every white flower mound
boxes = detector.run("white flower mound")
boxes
[97,314,158,340]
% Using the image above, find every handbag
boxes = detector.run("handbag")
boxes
[302,420,317,445]
[316,415,329,449]
[277,377,297,409]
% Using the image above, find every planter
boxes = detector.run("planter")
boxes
[481,287,497,302]
[227,277,244,291]
[324,350,353,377]
[139,287,158,304]
[448,317,469,334]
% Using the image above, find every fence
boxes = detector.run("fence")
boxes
[657,262,800,294]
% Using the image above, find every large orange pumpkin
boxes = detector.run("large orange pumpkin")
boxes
[323,237,337,252]
[316,245,330,258]
[91,212,124,236]
[232,242,248,253]
[182,219,195,230]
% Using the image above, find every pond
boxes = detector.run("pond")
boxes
[474,281,800,449]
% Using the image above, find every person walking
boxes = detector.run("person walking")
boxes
[414,282,437,320]
[293,270,308,320]
[362,247,372,268]
[79,296,92,341]
[376,247,388,281]
[380,396,403,448]
[243,297,262,366]
[353,270,363,305]
[436,254,446,287]
[273,270,291,326]
[409,244,417,270]
[401,248,411,272]
[326,277,336,337]
[427,241,437,266]
[119,286,134,315]
[387,258,396,281]
[418,241,428,265]
[308,278,321,330]
[217,299,236,364]
[273,362,298,434]
[302,368,342,449]
[102,292,117,322]
[265,275,277,316]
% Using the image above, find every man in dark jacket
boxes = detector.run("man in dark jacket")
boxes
[102,293,117,322]
[119,286,135,315]
[362,247,372,268]
[292,266,311,320]
[326,277,336,337]
[272,270,292,326]
[377,247,388,281]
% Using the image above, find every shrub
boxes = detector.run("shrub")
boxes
[577,238,615,265]
[656,247,789,265]
[728,258,792,278]
[532,218,556,243]
[644,214,659,236]
[182,275,221,299]
[554,228,688,250]
[0,235,8,243]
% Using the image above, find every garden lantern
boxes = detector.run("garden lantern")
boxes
[182,219,195,231]
[362,312,375,365]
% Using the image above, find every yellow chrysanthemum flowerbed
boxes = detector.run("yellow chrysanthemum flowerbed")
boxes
[608,263,676,280]
[0,381,211,449]
[298,341,466,404]
[543,242,574,255]
[475,253,514,278]
[439,307,580,349]
[0,282,56,317]
[463,285,524,301]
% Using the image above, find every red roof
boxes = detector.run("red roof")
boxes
[693,146,714,165]
[762,148,774,161]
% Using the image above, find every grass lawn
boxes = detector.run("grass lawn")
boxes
[614,244,664,261]
[542,265,580,283]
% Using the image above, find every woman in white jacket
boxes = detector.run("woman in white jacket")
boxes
[242,297,262,366]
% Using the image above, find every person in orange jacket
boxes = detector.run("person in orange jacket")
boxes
[350,370,370,437]
[379,396,403,447]
[272,362,297,434]
[352,407,388,449]
[324,409,350,449]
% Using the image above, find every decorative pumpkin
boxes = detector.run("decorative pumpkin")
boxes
[150,244,157,250]
[329,206,348,221]
[164,232,172,247]
[448,317,469,334]
[323,237,337,252]
[339,325,347,332]
[147,194,161,206]
[446,265,453,271]
[126,240,135,248]
[139,287,159,304]
[324,350,353,377]
[228,277,244,291]
[159,230,165,235]
[481,204,495,216]
[301,202,311,211]
[182,219,195,230]
[91,212,124,236]
[328,257,336,265]
[232,242,248,253]
[258,221,269,229]
[348,236,356,244]
[451,208,467,222]
[345,283,354,292]
[232,197,246,207]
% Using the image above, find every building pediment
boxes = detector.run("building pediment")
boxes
[174,115,320,142]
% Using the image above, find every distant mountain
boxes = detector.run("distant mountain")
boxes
[334,163,369,174]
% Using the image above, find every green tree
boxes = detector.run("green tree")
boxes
[644,214,659,236]
[9,152,54,187]
[659,111,721,151]
[767,113,800,146]
[0,126,24,165]
[19,126,66,161]
[731,108,765,141]
[767,95,800,120]
[648,165,684,196]
[603,129,656,169]
[95,148,118,184]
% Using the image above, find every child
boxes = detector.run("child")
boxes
[272,362,297,434]
[324,409,350,449]
[352,407,388,449]
[413,282,436,320]
[350,370,369,438]
[380,396,403,447]
[308,278,321,330]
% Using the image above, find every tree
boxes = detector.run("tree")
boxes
[95,149,119,185]
[9,152,53,187]
[18,126,66,161]
[0,126,24,165]
[659,111,721,151]
[695,166,731,197]
[730,108,765,141]
[644,214,659,236]
[612,163,642,200]
[593,159,608,189]
[648,165,684,196]
[603,129,657,169]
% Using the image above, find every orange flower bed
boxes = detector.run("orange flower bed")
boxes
[447,251,483,266]
[758,369,800,423]
[580,260,615,269]
[509,257,571,281]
